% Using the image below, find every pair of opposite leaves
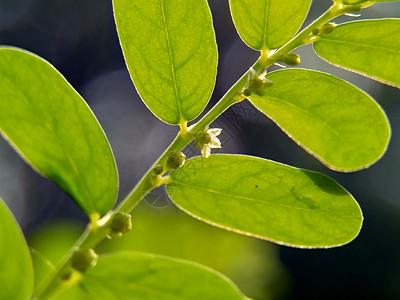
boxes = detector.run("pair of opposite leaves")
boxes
[116,0,393,171]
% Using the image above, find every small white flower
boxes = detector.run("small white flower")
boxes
[194,127,222,158]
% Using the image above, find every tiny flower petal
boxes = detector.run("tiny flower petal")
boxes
[201,145,211,158]
[209,138,221,148]
[196,127,223,158]
[208,128,222,136]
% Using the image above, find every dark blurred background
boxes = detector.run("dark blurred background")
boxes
[1,0,399,299]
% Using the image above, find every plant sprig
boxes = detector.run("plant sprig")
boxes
[32,2,371,298]
[0,0,398,299]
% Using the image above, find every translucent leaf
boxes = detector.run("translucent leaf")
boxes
[81,252,246,300]
[0,197,34,299]
[30,248,55,293]
[249,69,390,171]
[54,286,91,300]
[166,155,363,248]
[0,47,118,216]
[229,0,312,50]
[113,0,218,125]
[313,19,400,88]
[28,222,91,299]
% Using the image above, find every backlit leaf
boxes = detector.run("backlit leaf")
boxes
[82,252,246,300]
[0,197,34,299]
[30,248,55,294]
[166,155,363,248]
[313,19,400,88]
[113,0,218,125]
[229,0,312,50]
[0,47,118,216]
[249,69,390,171]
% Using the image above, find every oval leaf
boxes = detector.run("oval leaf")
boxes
[166,155,363,248]
[249,69,390,171]
[113,0,218,125]
[313,19,400,88]
[0,198,34,299]
[81,252,246,300]
[229,0,312,50]
[0,47,118,216]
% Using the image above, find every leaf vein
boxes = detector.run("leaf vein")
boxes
[160,0,184,122]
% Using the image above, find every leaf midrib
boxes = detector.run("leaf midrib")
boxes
[160,0,184,122]
[170,180,335,213]
[262,0,271,48]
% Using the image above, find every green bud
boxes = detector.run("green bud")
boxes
[153,165,164,175]
[320,23,336,35]
[246,68,274,97]
[71,249,98,272]
[61,271,73,281]
[345,4,362,14]
[312,28,320,36]
[250,76,265,90]
[338,0,370,4]
[166,151,186,170]
[243,88,252,97]
[109,212,132,238]
[277,53,301,66]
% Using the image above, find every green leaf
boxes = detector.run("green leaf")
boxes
[166,155,363,248]
[0,47,118,216]
[54,286,92,300]
[30,248,55,294]
[113,0,218,125]
[81,252,246,300]
[249,69,390,171]
[229,0,312,50]
[28,222,90,299]
[0,197,34,299]
[313,19,400,88]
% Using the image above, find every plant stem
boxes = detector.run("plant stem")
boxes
[34,4,345,299]
[270,2,344,58]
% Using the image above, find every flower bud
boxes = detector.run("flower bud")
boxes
[109,212,132,238]
[320,23,336,35]
[340,0,365,6]
[277,53,301,66]
[71,249,98,272]
[345,4,362,14]
[243,88,252,97]
[153,165,164,175]
[312,28,320,36]
[166,151,186,170]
